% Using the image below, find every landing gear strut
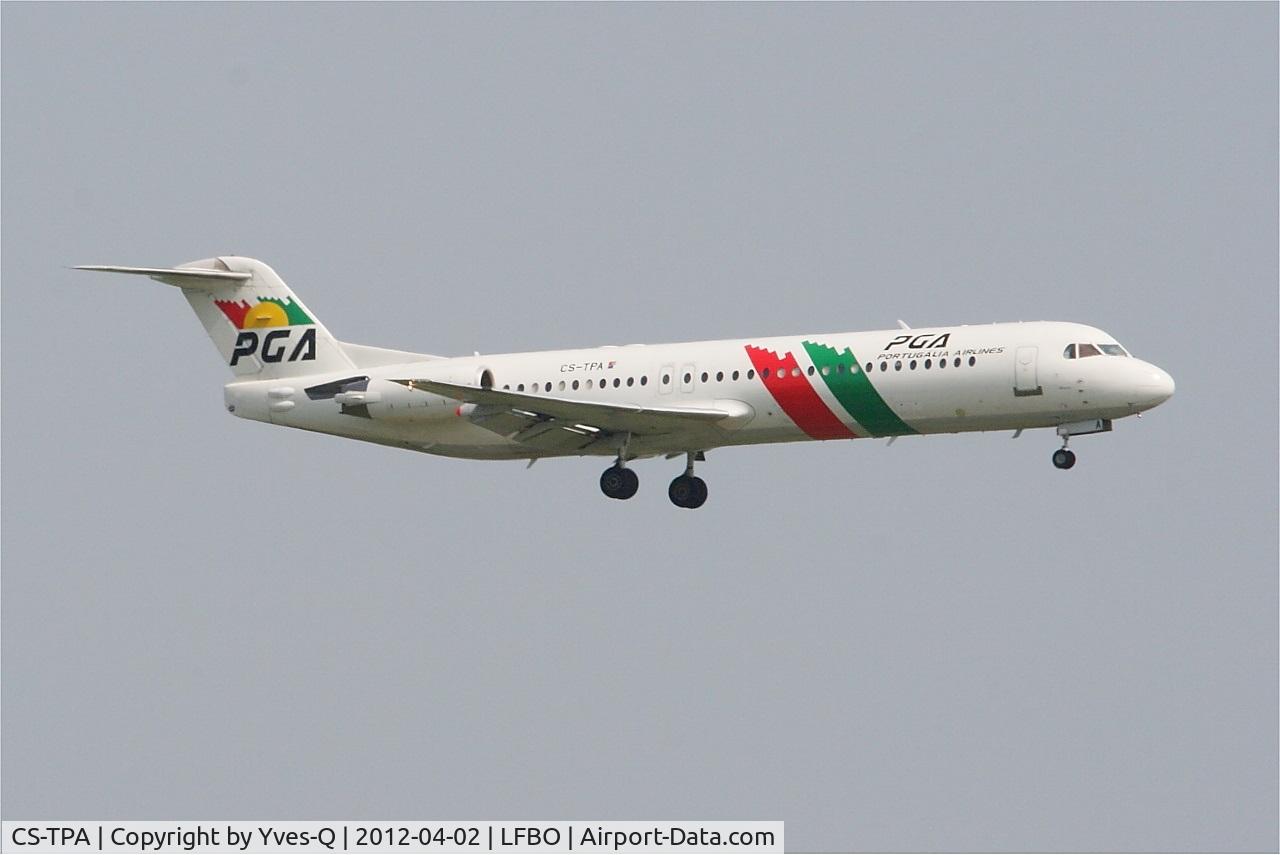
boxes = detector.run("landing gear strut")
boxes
[668,452,708,509]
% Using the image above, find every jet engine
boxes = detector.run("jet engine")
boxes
[304,376,451,421]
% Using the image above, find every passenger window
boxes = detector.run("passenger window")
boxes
[640,376,648,385]
[1078,343,1101,358]
[866,362,874,373]
[790,368,800,377]
[545,382,552,392]
[807,366,815,376]
[939,358,946,369]
[1063,344,1076,359]
[558,381,566,391]
[662,374,671,384]
[626,377,634,387]
[716,371,724,382]
[517,383,524,391]
[894,361,902,371]
[924,359,932,369]
[747,369,755,379]
[700,372,708,383]
[732,370,740,380]
[909,360,917,370]
[572,380,580,390]
[613,378,621,388]
[761,368,771,379]
[953,357,961,367]
[968,356,976,366]
[880,361,887,372]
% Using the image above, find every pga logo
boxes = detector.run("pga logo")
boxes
[214,296,318,367]
[230,327,317,366]
[883,332,951,350]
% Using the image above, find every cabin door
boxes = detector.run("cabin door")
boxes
[1014,346,1042,397]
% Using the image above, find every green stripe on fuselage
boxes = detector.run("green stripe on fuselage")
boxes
[802,340,917,436]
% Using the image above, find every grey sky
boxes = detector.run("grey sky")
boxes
[3,3,1276,851]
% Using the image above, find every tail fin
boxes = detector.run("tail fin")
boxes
[76,256,355,379]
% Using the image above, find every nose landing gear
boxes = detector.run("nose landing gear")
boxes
[1051,419,1111,470]
[668,451,708,509]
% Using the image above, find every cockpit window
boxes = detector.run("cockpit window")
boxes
[1099,344,1128,356]
[1077,343,1102,358]
[1063,344,1077,359]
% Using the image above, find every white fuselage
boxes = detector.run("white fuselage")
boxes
[223,320,1175,461]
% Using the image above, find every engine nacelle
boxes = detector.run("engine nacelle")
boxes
[334,379,452,422]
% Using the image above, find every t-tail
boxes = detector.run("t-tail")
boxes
[76,256,358,379]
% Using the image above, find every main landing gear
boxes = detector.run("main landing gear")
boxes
[597,451,709,508]
[1052,447,1077,470]
[599,463,639,500]
[668,452,707,509]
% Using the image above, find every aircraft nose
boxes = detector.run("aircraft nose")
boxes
[1135,364,1175,407]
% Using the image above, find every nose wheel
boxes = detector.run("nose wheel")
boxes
[1051,419,1112,471]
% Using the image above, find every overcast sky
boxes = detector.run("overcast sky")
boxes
[3,3,1276,851]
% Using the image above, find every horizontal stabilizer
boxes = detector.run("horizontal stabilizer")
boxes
[74,264,251,289]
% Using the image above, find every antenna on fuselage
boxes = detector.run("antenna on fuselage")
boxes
[897,319,911,330]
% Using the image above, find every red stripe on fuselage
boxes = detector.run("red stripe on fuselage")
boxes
[745,345,857,440]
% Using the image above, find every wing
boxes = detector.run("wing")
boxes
[391,378,752,453]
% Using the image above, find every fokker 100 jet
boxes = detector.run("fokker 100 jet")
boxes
[78,257,1175,508]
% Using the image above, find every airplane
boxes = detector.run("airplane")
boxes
[76,256,1175,508]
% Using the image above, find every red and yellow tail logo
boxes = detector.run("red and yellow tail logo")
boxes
[215,297,314,328]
